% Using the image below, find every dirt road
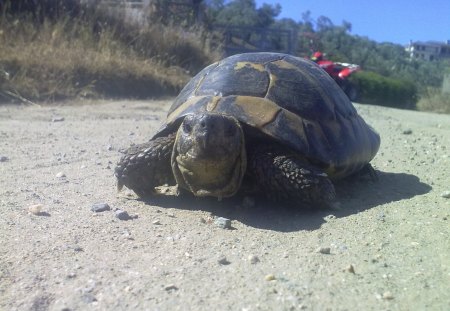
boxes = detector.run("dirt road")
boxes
[1,100,449,310]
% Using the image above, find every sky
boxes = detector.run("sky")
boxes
[254,0,450,45]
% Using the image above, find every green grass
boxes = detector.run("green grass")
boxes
[0,9,220,103]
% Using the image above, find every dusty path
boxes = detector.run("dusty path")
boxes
[0,100,449,311]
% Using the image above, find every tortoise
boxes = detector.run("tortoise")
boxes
[115,52,380,207]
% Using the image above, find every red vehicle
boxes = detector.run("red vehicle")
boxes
[311,52,360,101]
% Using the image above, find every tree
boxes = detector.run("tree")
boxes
[211,0,280,28]
[316,15,333,32]
[256,3,281,28]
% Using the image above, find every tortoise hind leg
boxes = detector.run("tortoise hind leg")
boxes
[248,145,336,207]
[115,133,176,197]
[356,163,378,181]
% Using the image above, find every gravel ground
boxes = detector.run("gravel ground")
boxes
[0,100,449,311]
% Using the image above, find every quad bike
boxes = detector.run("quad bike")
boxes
[311,52,360,101]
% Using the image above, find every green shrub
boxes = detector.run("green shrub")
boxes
[350,71,417,109]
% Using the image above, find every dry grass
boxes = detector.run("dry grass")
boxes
[417,88,450,114]
[0,11,220,103]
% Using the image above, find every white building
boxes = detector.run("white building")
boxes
[406,40,450,61]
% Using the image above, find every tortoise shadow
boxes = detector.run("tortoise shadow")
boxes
[141,171,431,232]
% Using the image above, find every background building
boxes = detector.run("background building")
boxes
[406,40,450,61]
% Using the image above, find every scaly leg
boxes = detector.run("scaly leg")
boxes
[248,145,336,207]
[115,134,176,197]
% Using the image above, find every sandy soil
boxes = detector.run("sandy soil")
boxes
[0,99,449,311]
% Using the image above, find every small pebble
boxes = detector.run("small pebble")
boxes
[115,209,131,220]
[73,245,83,252]
[248,255,260,264]
[28,204,43,215]
[0,155,8,162]
[214,217,231,229]
[52,116,65,122]
[346,264,355,274]
[402,129,412,135]
[317,247,331,254]
[66,272,77,279]
[200,216,213,224]
[164,284,178,291]
[81,293,96,303]
[124,190,135,197]
[122,229,132,237]
[440,191,450,199]
[265,274,276,281]
[144,115,159,121]
[82,279,96,293]
[217,256,231,265]
[91,203,111,213]
[152,220,161,225]
[382,291,394,300]
[324,214,336,221]
[107,145,113,151]
[56,171,66,178]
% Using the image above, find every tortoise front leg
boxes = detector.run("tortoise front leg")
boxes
[115,133,176,197]
[248,145,336,208]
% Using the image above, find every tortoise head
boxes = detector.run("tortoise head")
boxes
[171,113,246,199]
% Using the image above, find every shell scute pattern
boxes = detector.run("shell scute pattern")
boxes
[156,53,380,178]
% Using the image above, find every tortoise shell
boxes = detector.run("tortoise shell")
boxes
[155,52,380,178]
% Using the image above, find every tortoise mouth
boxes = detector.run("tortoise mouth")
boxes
[171,113,246,199]
[175,152,245,198]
